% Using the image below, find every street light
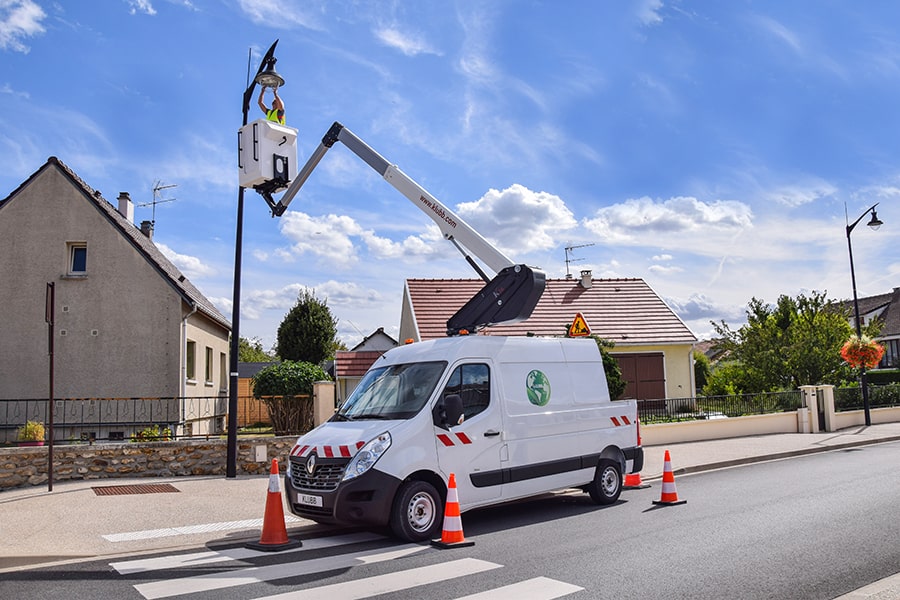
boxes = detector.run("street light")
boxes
[846,202,884,427]
[227,40,282,478]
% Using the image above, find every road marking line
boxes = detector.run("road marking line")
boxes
[252,558,502,600]
[133,544,427,599]
[110,532,384,574]
[101,516,303,542]
[453,576,584,599]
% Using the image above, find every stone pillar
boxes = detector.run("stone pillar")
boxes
[312,381,336,427]
[799,385,819,433]
[818,385,836,432]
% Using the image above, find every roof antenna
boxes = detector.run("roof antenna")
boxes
[565,243,594,278]
[139,181,178,228]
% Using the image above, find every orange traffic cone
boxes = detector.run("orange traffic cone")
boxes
[431,473,474,549]
[623,471,650,489]
[246,458,302,551]
[652,450,686,506]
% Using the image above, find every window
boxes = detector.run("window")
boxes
[67,242,87,275]
[219,352,227,391]
[442,363,490,420]
[205,346,214,384]
[186,340,196,381]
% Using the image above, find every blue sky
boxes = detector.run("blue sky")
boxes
[2,0,898,350]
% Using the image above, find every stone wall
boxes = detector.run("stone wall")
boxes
[0,437,298,491]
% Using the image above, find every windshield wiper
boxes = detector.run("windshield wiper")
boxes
[331,413,355,422]
[351,413,394,420]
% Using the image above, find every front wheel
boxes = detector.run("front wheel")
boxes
[587,459,622,505]
[389,480,444,542]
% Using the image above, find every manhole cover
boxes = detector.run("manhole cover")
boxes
[92,483,180,496]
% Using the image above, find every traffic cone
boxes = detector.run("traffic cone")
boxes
[431,473,474,549]
[246,458,302,551]
[652,450,686,506]
[623,471,650,489]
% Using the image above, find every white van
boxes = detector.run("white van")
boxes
[284,335,643,542]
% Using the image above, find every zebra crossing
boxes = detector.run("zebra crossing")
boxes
[109,531,584,599]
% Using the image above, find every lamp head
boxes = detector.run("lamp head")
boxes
[255,57,285,89]
[867,209,883,231]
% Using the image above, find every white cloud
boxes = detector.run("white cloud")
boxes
[0,0,45,53]
[583,196,753,243]
[636,0,663,26]
[766,179,836,207]
[156,243,216,279]
[238,0,324,30]
[374,26,441,57]
[126,0,156,16]
[455,184,577,256]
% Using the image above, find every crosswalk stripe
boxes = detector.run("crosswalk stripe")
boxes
[453,576,584,599]
[133,544,426,599]
[102,516,303,542]
[251,558,502,600]
[110,532,384,574]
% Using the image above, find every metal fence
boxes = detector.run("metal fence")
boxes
[0,396,275,445]
[833,383,900,412]
[637,390,803,424]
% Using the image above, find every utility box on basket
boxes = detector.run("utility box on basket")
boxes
[238,119,298,191]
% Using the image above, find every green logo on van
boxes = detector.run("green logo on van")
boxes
[526,370,551,406]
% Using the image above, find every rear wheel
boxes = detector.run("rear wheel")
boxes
[587,459,622,505]
[389,480,444,542]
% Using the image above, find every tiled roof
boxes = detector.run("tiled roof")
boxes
[845,287,900,338]
[334,350,386,377]
[405,277,697,345]
[2,157,230,330]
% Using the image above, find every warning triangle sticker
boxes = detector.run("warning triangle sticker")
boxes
[568,312,591,337]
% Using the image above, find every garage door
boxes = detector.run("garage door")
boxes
[614,353,665,400]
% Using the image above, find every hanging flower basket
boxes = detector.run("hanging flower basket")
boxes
[840,335,885,369]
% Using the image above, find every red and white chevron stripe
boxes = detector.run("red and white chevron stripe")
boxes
[436,432,473,447]
[290,441,365,458]
[609,415,633,427]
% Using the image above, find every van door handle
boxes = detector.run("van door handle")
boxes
[484,430,501,437]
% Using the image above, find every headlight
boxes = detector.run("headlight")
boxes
[343,432,391,481]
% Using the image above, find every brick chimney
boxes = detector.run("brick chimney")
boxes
[140,220,154,240]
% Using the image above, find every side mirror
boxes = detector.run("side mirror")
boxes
[432,394,464,430]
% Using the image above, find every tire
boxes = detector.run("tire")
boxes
[587,459,622,505]
[389,480,444,542]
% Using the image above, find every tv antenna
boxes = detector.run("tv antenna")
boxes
[565,243,594,278]
[138,181,178,226]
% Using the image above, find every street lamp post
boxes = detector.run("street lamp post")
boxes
[845,202,884,428]
[227,40,282,478]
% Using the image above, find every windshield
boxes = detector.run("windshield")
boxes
[337,361,446,420]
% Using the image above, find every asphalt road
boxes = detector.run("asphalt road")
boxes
[3,442,898,599]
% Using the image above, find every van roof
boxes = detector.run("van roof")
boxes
[375,335,602,367]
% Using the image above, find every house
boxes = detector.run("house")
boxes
[0,157,231,441]
[846,287,900,368]
[333,327,399,404]
[400,271,698,400]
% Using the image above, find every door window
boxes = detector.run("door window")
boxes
[441,363,490,420]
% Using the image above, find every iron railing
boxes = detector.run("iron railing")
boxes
[637,390,803,424]
[833,383,900,412]
[0,395,277,445]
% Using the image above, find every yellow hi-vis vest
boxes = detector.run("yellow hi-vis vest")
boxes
[266,108,285,125]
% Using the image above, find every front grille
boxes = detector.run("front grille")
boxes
[290,457,347,491]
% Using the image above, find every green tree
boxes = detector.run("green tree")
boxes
[238,336,276,362]
[276,289,339,365]
[693,350,711,392]
[710,290,877,393]
[593,336,627,400]
[252,360,331,435]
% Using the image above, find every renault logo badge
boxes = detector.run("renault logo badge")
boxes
[306,454,316,475]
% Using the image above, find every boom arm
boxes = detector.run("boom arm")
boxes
[269,121,545,335]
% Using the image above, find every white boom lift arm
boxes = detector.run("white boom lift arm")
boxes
[256,121,545,336]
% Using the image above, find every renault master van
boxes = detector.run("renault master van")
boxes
[284,335,643,542]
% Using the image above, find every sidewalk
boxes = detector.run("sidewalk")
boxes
[2,422,900,573]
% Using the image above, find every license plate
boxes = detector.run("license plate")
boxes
[298,493,323,507]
